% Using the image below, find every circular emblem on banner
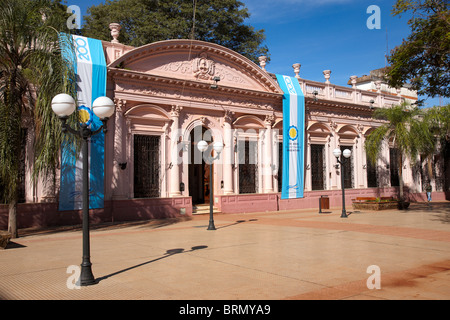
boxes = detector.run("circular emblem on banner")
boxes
[288,125,298,140]
[78,105,93,126]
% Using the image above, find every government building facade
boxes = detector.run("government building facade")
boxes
[1,24,447,229]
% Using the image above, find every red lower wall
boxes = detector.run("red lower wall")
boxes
[0,197,192,230]
[0,189,447,230]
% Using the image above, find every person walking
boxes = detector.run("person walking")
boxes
[425,183,432,202]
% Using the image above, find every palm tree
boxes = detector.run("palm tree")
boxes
[0,0,75,238]
[365,103,426,204]
[418,104,450,185]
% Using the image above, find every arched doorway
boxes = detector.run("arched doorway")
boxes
[188,126,212,205]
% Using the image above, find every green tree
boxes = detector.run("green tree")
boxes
[83,0,269,64]
[418,103,450,181]
[365,103,426,203]
[0,0,75,238]
[386,0,450,99]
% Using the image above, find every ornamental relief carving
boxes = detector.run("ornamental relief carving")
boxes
[153,51,249,86]
[309,109,380,122]
[157,61,192,74]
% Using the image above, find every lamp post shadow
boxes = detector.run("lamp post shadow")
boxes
[216,219,258,229]
[96,245,208,283]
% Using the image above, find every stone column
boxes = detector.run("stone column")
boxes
[329,120,339,190]
[358,127,368,189]
[222,110,234,194]
[169,105,182,197]
[305,138,312,191]
[112,99,127,199]
[263,114,274,193]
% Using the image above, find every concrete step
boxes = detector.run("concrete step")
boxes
[193,205,221,215]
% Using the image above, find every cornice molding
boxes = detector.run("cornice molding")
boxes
[109,67,283,101]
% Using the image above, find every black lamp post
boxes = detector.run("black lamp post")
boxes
[197,140,223,230]
[52,94,115,286]
[333,148,352,218]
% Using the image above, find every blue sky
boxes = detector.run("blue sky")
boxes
[71,0,448,107]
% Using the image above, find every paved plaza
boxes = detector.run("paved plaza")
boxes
[1,202,450,301]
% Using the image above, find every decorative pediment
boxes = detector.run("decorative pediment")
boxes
[108,39,282,94]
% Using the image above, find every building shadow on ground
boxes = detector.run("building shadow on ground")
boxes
[405,202,450,224]
[18,216,193,238]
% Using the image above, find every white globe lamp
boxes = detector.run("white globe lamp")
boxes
[51,93,76,118]
[197,140,208,152]
[333,148,341,159]
[92,96,115,120]
[213,141,224,154]
[343,149,352,158]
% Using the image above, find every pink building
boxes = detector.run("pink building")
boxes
[0,25,447,229]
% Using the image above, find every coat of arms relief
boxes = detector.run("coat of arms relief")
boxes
[192,52,215,80]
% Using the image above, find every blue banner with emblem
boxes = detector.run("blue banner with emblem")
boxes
[276,74,305,199]
[59,34,107,211]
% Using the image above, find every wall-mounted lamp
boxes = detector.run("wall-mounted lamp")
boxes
[210,76,221,89]
[369,99,375,109]
[306,164,310,170]
[167,162,173,169]
[363,164,367,169]
[313,90,318,101]
[118,162,127,170]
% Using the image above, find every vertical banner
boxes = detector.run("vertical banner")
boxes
[59,34,107,211]
[276,74,305,199]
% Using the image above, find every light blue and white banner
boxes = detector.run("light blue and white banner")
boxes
[276,74,305,199]
[59,34,107,211]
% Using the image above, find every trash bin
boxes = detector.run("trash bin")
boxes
[319,195,329,213]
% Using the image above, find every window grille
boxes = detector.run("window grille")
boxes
[311,144,325,190]
[134,135,160,198]
[238,140,257,194]
[341,146,354,189]
[366,151,378,188]
[389,148,400,187]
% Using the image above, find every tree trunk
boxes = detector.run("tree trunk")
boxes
[8,198,18,239]
[398,154,404,201]
[427,155,433,182]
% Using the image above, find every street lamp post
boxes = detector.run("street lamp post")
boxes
[52,94,115,286]
[333,148,352,218]
[197,140,223,230]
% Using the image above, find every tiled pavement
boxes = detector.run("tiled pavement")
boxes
[1,202,449,300]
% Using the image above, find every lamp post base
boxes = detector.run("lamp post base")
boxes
[340,210,348,218]
[80,263,97,286]
[207,220,216,230]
